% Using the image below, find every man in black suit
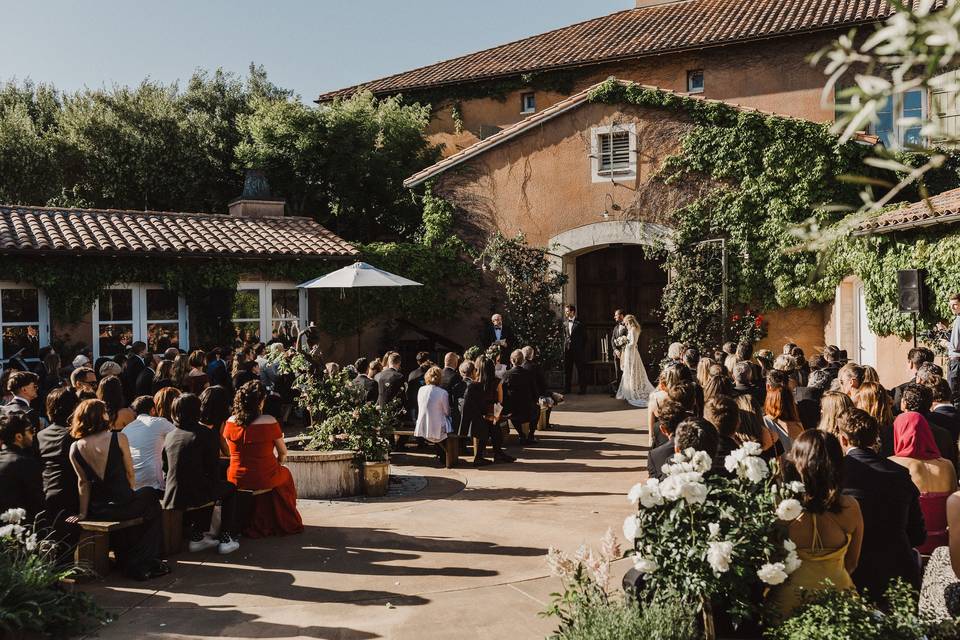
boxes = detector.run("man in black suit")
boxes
[794,368,830,430]
[609,309,627,396]
[36,387,80,540]
[647,401,687,480]
[0,410,43,523]
[563,304,587,395]
[821,345,843,382]
[121,341,148,403]
[405,351,432,420]
[439,352,465,428]
[926,376,960,444]
[376,352,406,413]
[731,361,764,409]
[482,313,514,353]
[892,347,935,416]
[502,349,538,443]
[352,358,379,404]
[521,346,549,431]
[839,409,925,604]
[134,354,157,399]
[6,370,41,432]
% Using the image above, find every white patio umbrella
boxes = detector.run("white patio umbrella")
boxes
[298,261,422,354]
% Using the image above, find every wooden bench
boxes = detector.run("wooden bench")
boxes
[237,488,273,532]
[393,430,460,468]
[162,501,216,556]
[76,518,143,577]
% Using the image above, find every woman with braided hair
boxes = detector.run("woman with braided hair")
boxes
[224,380,302,537]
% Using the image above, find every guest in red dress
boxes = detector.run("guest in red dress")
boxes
[224,381,303,538]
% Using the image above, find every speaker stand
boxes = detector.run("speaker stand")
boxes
[913,312,918,349]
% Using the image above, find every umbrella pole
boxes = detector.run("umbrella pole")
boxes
[356,288,361,359]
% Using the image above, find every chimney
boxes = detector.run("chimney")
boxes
[635,0,686,7]
[228,169,286,218]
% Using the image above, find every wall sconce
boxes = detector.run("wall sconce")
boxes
[601,193,621,219]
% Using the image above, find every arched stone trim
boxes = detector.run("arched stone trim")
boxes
[546,220,674,305]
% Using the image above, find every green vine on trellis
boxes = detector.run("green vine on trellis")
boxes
[585,78,960,344]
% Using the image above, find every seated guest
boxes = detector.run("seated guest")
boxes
[925,376,960,444]
[796,368,831,430]
[353,358,379,404]
[681,348,700,377]
[840,409,925,604]
[97,375,135,430]
[231,360,259,391]
[163,394,239,554]
[862,365,881,385]
[769,429,863,619]
[695,358,715,389]
[702,374,733,404]
[895,384,958,470]
[733,394,778,457]
[764,376,804,452]
[920,491,960,619]
[151,359,175,394]
[440,352,465,425]
[405,352,432,420]
[502,349,537,443]
[205,349,230,390]
[184,350,210,395]
[703,395,739,476]
[773,354,800,390]
[647,401,688,480]
[154,386,181,425]
[0,410,43,522]
[7,370,41,430]
[37,388,80,536]
[376,353,406,412]
[732,361,765,409]
[837,363,864,399]
[71,366,98,401]
[99,360,122,380]
[199,385,233,458]
[822,345,843,379]
[647,364,685,447]
[672,416,719,462]
[853,382,893,445]
[791,347,810,387]
[889,410,956,555]
[224,381,302,537]
[818,390,854,438]
[122,395,174,490]
[414,366,451,466]
[69,399,168,580]
[893,347,935,416]
[134,356,157,398]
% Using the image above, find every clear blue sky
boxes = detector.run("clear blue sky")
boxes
[0,0,629,102]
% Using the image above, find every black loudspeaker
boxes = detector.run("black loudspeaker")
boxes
[897,269,927,313]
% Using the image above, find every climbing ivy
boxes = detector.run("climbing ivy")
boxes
[585,79,956,345]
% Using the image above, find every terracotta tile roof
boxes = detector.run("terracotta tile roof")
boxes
[0,205,358,258]
[854,187,960,235]
[319,0,913,101]
[405,80,877,188]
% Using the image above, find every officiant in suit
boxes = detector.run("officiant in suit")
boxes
[563,304,587,395]
[482,313,514,352]
[609,309,627,396]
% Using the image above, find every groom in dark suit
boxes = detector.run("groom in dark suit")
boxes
[609,309,627,397]
[563,304,587,395]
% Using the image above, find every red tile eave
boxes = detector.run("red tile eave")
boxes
[854,187,960,235]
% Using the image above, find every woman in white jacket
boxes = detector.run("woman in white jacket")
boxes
[415,366,450,466]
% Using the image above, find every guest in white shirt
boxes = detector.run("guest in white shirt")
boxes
[415,366,450,467]
[122,395,175,490]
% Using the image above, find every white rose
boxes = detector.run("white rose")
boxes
[638,479,664,509]
[783,539,797,553]
[691,450,712,474]
[24,533,37,553]
[757,562,789,585]
[707,540,735,574]
[681,480,708,505]
[627,482,644,505]
[708,522,721,539]
[0,524,14,538]
[633,554,658,574]
[623,515,641,541]
[723,449,743,473]
[776,498,803,522]
[740,441,763,457]
[743,457,769,483]
[784,550,802,574]
[788,481,806,494]
[0,508,25,524]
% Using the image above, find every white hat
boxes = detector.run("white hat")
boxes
[72,354,90,368]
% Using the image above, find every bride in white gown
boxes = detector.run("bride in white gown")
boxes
[616,314,656,408]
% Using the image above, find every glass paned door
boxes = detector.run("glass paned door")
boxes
[0,288,42,359]
[270,288,301,346]
[145,288,182,353]
[96,289,136,358]
[232,288,262,344]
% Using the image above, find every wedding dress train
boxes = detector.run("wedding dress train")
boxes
[616,326,656,408]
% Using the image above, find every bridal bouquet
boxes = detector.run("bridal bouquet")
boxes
[624,443,804,631]
[613,336,629,349]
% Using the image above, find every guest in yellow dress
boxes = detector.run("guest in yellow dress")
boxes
[768,430,864,619]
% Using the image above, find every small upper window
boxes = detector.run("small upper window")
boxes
[687,70,704,94]
[591,124,637,183]
[521,92,536,114]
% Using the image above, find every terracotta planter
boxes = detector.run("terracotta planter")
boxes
[362,460,390,497]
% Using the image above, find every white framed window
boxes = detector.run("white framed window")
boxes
[0,282,49,361]
[92,284,188,359]
[591,123,637,183]
[233,281,307,346]
[687,69,704,94]
[521,92,536,114]
[873,88,926,148]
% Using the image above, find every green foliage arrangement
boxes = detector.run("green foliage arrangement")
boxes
[0,509,109,637]
[543,529,698,640]
[767,579,960,640]
[587,78,960,344]
[477,232,568,370]
[270,350,398,463]
[729,308,768,345]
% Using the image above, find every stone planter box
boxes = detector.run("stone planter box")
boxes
[285,449,360,499]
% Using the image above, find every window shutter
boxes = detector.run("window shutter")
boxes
[932,70,960,143]
[600,131,631,173]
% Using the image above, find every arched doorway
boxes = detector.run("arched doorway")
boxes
[547,221,671,388]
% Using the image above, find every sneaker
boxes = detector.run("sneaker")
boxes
[188,533,219,553]
[217,534,240,555]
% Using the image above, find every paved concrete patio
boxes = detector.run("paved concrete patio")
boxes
[82,396,649,640]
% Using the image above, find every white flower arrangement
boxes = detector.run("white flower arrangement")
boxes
[624,443,804,627]
[613,335,629,349]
